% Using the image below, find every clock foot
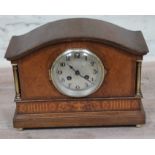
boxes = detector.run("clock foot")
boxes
[16,128,24,131]
[136,124,143,128]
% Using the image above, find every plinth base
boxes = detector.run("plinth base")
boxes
[13,105,145,129]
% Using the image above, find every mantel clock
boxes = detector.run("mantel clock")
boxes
[5,18,149,129]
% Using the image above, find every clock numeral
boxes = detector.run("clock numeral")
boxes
[67,76,72,80]
[60,62,65,67]
[85,83,89,87]
[57,70,62,74]
[68,83,71,88]
[84,75,89,80]
[75,85,80,89]
[83,53,88,61]
[61,78,65,82]
[93,69,98,74]
[90,61,95,66]
[91,77,94,82]
[74,53,80,58]
[66,56,71,61]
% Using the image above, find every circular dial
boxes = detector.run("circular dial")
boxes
[50,49,105,97]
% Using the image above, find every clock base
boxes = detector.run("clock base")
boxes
[13,104,145,129]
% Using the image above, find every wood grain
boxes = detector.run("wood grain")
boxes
[13,103,145,128]
[5,18,149,61]
[7,19,148,128]
[14,41,140,100]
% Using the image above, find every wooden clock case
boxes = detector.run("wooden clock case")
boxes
[5,18,149,129]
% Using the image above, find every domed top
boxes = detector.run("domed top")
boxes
[5,18,149,60]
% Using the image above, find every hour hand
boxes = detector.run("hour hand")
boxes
[67,64,76,72]
[67,64,81,75]
[68,65,73,69]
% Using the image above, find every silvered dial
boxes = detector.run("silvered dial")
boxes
[50,49,105,97]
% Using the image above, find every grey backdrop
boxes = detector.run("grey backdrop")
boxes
[0,15,154,67]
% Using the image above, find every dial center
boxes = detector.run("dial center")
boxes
[75,70,80,75]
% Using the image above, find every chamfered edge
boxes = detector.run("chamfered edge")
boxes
[5,18,149,61]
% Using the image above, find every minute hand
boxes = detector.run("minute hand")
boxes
[78,73,93,84]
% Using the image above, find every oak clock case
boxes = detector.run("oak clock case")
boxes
[5,18,149,129]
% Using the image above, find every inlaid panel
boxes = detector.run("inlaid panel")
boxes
[17,99,140,114]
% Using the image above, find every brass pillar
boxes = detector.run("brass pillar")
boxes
[136,60,142,97]
[12,64,21,100]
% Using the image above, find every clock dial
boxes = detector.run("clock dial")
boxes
[50,49,105,97]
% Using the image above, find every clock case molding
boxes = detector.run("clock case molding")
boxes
[5,18,149,129]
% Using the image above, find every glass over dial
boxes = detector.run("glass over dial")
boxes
[50,49,105,97]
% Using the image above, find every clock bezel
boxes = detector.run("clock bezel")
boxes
[50,48,105,97]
